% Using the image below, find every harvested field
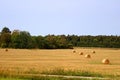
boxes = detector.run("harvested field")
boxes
[0,48,120,77]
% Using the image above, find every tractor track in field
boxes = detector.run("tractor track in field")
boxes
[19,74,111,80]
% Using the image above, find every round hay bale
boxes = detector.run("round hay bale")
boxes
[73,50,76,53]
[85,54,91,58]
[92,51,95,53]
[79,52,83,55]
[102,59,110,64]
[5,49,8,52]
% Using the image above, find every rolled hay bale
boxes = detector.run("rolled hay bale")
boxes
[79,52,83,55]
[5,49,8,52]
[102,59,110,64]
[85,54,91,58]
[73,50,76,53]
[92,51,95,53]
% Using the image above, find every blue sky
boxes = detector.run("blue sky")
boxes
[0,0,120,36]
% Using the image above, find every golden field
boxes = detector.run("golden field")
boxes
[0,48,120,76]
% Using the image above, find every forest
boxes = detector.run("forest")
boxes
[0,27,120,49]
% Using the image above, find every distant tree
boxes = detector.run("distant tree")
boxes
[44,35,73,49]
[56,35,68,48]
[1,27,120,49]
[35,35,46,49]
[45,35,57,49]
[11,30,20,48]
[11,30,33,49]
[1,27,11,34]
[0,27,11,48]
[19,31,33,49]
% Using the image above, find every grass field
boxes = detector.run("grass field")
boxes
[0,48,120,79]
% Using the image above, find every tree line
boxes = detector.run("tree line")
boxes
[0,27,120,49]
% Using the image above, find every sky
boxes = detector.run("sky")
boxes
[0,0,120,36]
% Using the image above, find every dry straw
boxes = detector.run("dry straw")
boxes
[79,52,83,55]
[92,51,95,53]
[102,59,110,64]
[85,54,91,58]
[73,50,76,53]
[5,49,8,52]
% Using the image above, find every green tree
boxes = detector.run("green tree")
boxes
[35,36,46,49]
[11,30,21,48]
[1,27,11,34]
[45,35,57,49]
[0,27,11,48]
[11,30,33,49]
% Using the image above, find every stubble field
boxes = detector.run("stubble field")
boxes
[0,47,120,79]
